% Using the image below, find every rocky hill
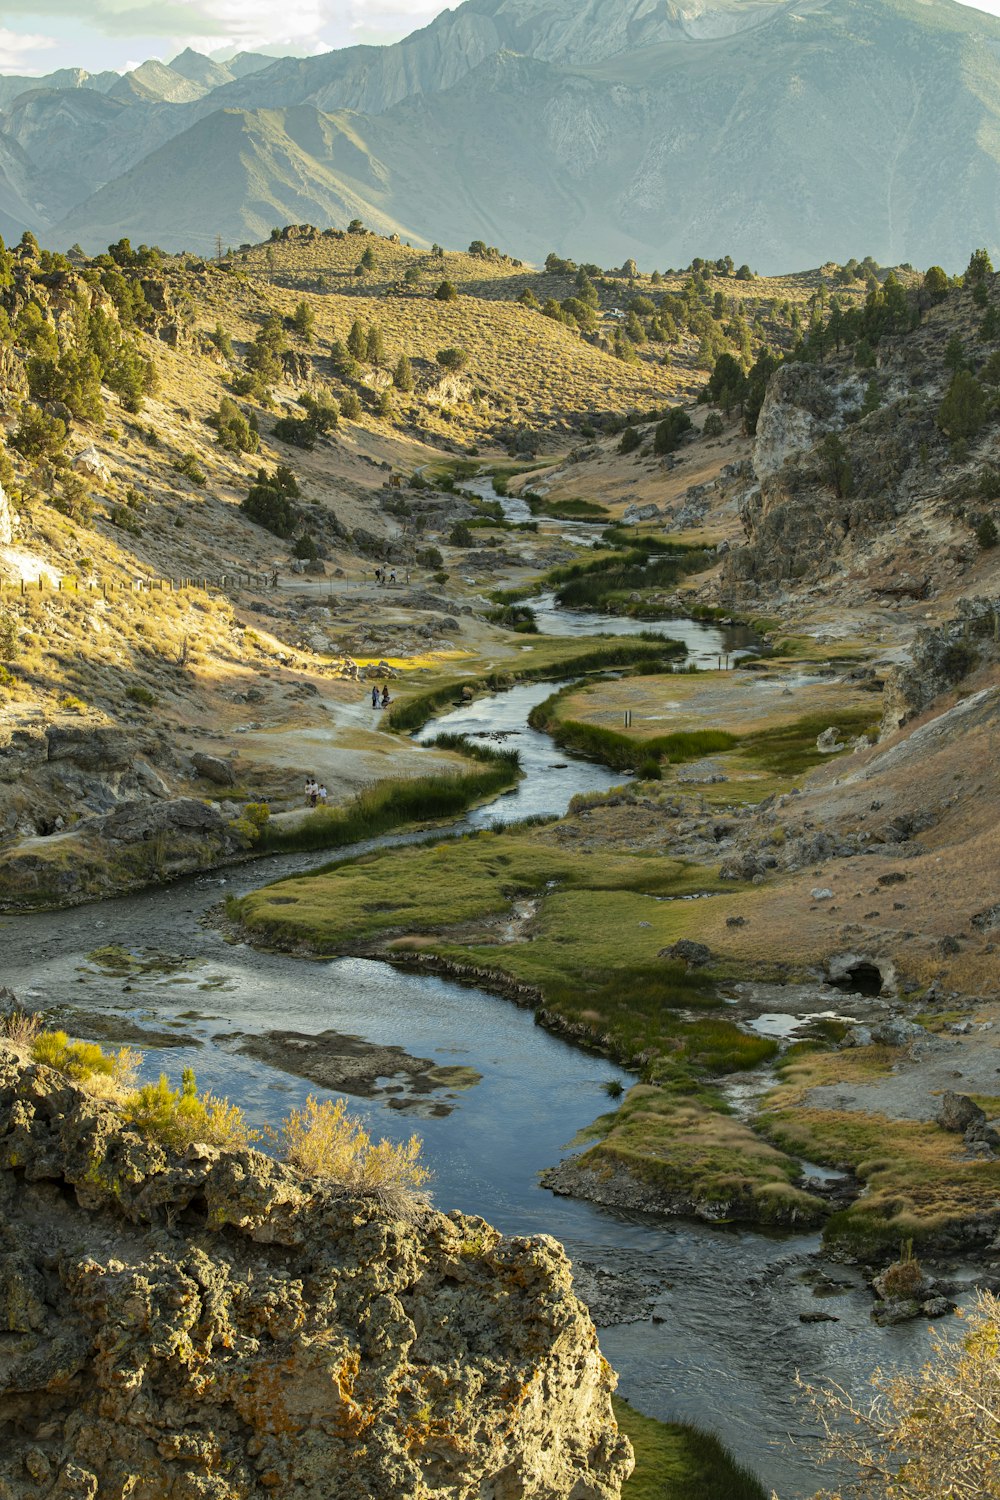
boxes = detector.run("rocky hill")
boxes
[0,1040,632,1498]
[4,0,1000,267]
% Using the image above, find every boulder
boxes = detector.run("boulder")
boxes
[46,725,135,771]
[71,445,110,483]
[661,939,712,968]
[191,752,235,787]
[816,726,845,753]
[936,1091,986,1134]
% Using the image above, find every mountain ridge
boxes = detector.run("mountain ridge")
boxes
[8,0,1000,267]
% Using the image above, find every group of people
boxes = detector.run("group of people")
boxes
[370,684,392,710]
[304,777,328,808]
[374,566,397,586]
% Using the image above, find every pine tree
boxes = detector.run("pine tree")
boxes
[366,325,385,367]
[393,355,414,392]
[347,320,367,360]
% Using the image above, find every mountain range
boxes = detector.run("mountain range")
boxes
[5,0,1000,270]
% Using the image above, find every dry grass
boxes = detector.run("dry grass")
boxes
[281,1093,431,1216]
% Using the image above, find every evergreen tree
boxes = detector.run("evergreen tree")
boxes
[347,320,367,360]
[291,301,315,341]
[392,355,414,392]
[938,370,987,440]
[366,324,385,367]
[434,280,458,302]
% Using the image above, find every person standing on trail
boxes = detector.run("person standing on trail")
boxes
[371,685,379,709]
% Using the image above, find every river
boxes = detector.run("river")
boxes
[0,603,947,1499]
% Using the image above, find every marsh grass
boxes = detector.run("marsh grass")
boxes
[614,1399,769,1500]
[760,1045,1000,1248]
[260,751,519,854]
[529,707,736,771]
[742,709,879,776]
[579,1085,823,1224]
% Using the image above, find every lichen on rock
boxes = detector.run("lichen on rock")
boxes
[0,1043,633,1499]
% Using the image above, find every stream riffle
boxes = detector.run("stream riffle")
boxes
[0,609,946,1499]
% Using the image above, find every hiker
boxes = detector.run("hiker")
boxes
[304,777,316,805]
[371,685,380,709]
[389,567,396,585]
[374,567,382,585]
[318,784,328,805]
[381,685,392,708]
[309,781,319,809]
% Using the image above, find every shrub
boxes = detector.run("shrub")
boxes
[273,415,317,449]
[0,1008,42,1045]
[619,425,641,454]
[126,683,157,707]
[300,389,339,431]
[653,407,693,455]
[292,533,318,559]
[241,464,300,537]
[123,1067,256,1151]
[417,545,443,567]
[976,514,999,549]
[702,412,725,438]
[209,396,259,454]
[31,1030,137,1090]
[281,1094,430,1212]
[449,522,474,546]
[434,280,458,302]
[172,452,207,486]
[340,390,362,421]
[437,346,467,372]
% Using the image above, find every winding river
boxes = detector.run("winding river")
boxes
[0,601,948,1498]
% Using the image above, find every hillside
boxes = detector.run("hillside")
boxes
[5,0,1000,267]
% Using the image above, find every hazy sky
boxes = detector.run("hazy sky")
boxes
[2,0,1000,75]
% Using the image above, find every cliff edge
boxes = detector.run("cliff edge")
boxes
[0,1044,632,1499]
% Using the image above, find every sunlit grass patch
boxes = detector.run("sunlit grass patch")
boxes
[760,1045,1000,1249]
[573,1085,823,1226]
[614,1398,768,1500]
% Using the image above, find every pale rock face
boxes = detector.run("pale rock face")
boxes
[752,363,862,480]
[0,1044,634,1500]
[0,484,15,546]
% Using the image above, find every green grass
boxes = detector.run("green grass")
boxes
[529,686,736,770]
[526,494,611,520]
[759,1045,1000,1250]
[570,1084,823,1226]
[742,709,878,776]
[615,1399,769,1500]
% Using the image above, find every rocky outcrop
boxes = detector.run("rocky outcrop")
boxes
[752,363,862,480]
[881,596,1000,734]
[0,1045,632,1499]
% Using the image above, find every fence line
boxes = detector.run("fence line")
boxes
[0,572,371,600]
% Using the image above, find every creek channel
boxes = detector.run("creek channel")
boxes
[0,613,946,1498]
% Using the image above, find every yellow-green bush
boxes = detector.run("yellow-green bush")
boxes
[281,1094,430,1206]
[122,1066,256,1151]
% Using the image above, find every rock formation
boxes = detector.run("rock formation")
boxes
[0,1044,633,1499]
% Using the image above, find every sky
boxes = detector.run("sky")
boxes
[2,0,1000,76]
[0,1,453,75]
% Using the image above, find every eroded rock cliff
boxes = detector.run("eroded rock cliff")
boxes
[0,1045,632,1499]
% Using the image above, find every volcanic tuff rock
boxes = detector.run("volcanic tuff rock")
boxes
[0,1043,632,1499]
